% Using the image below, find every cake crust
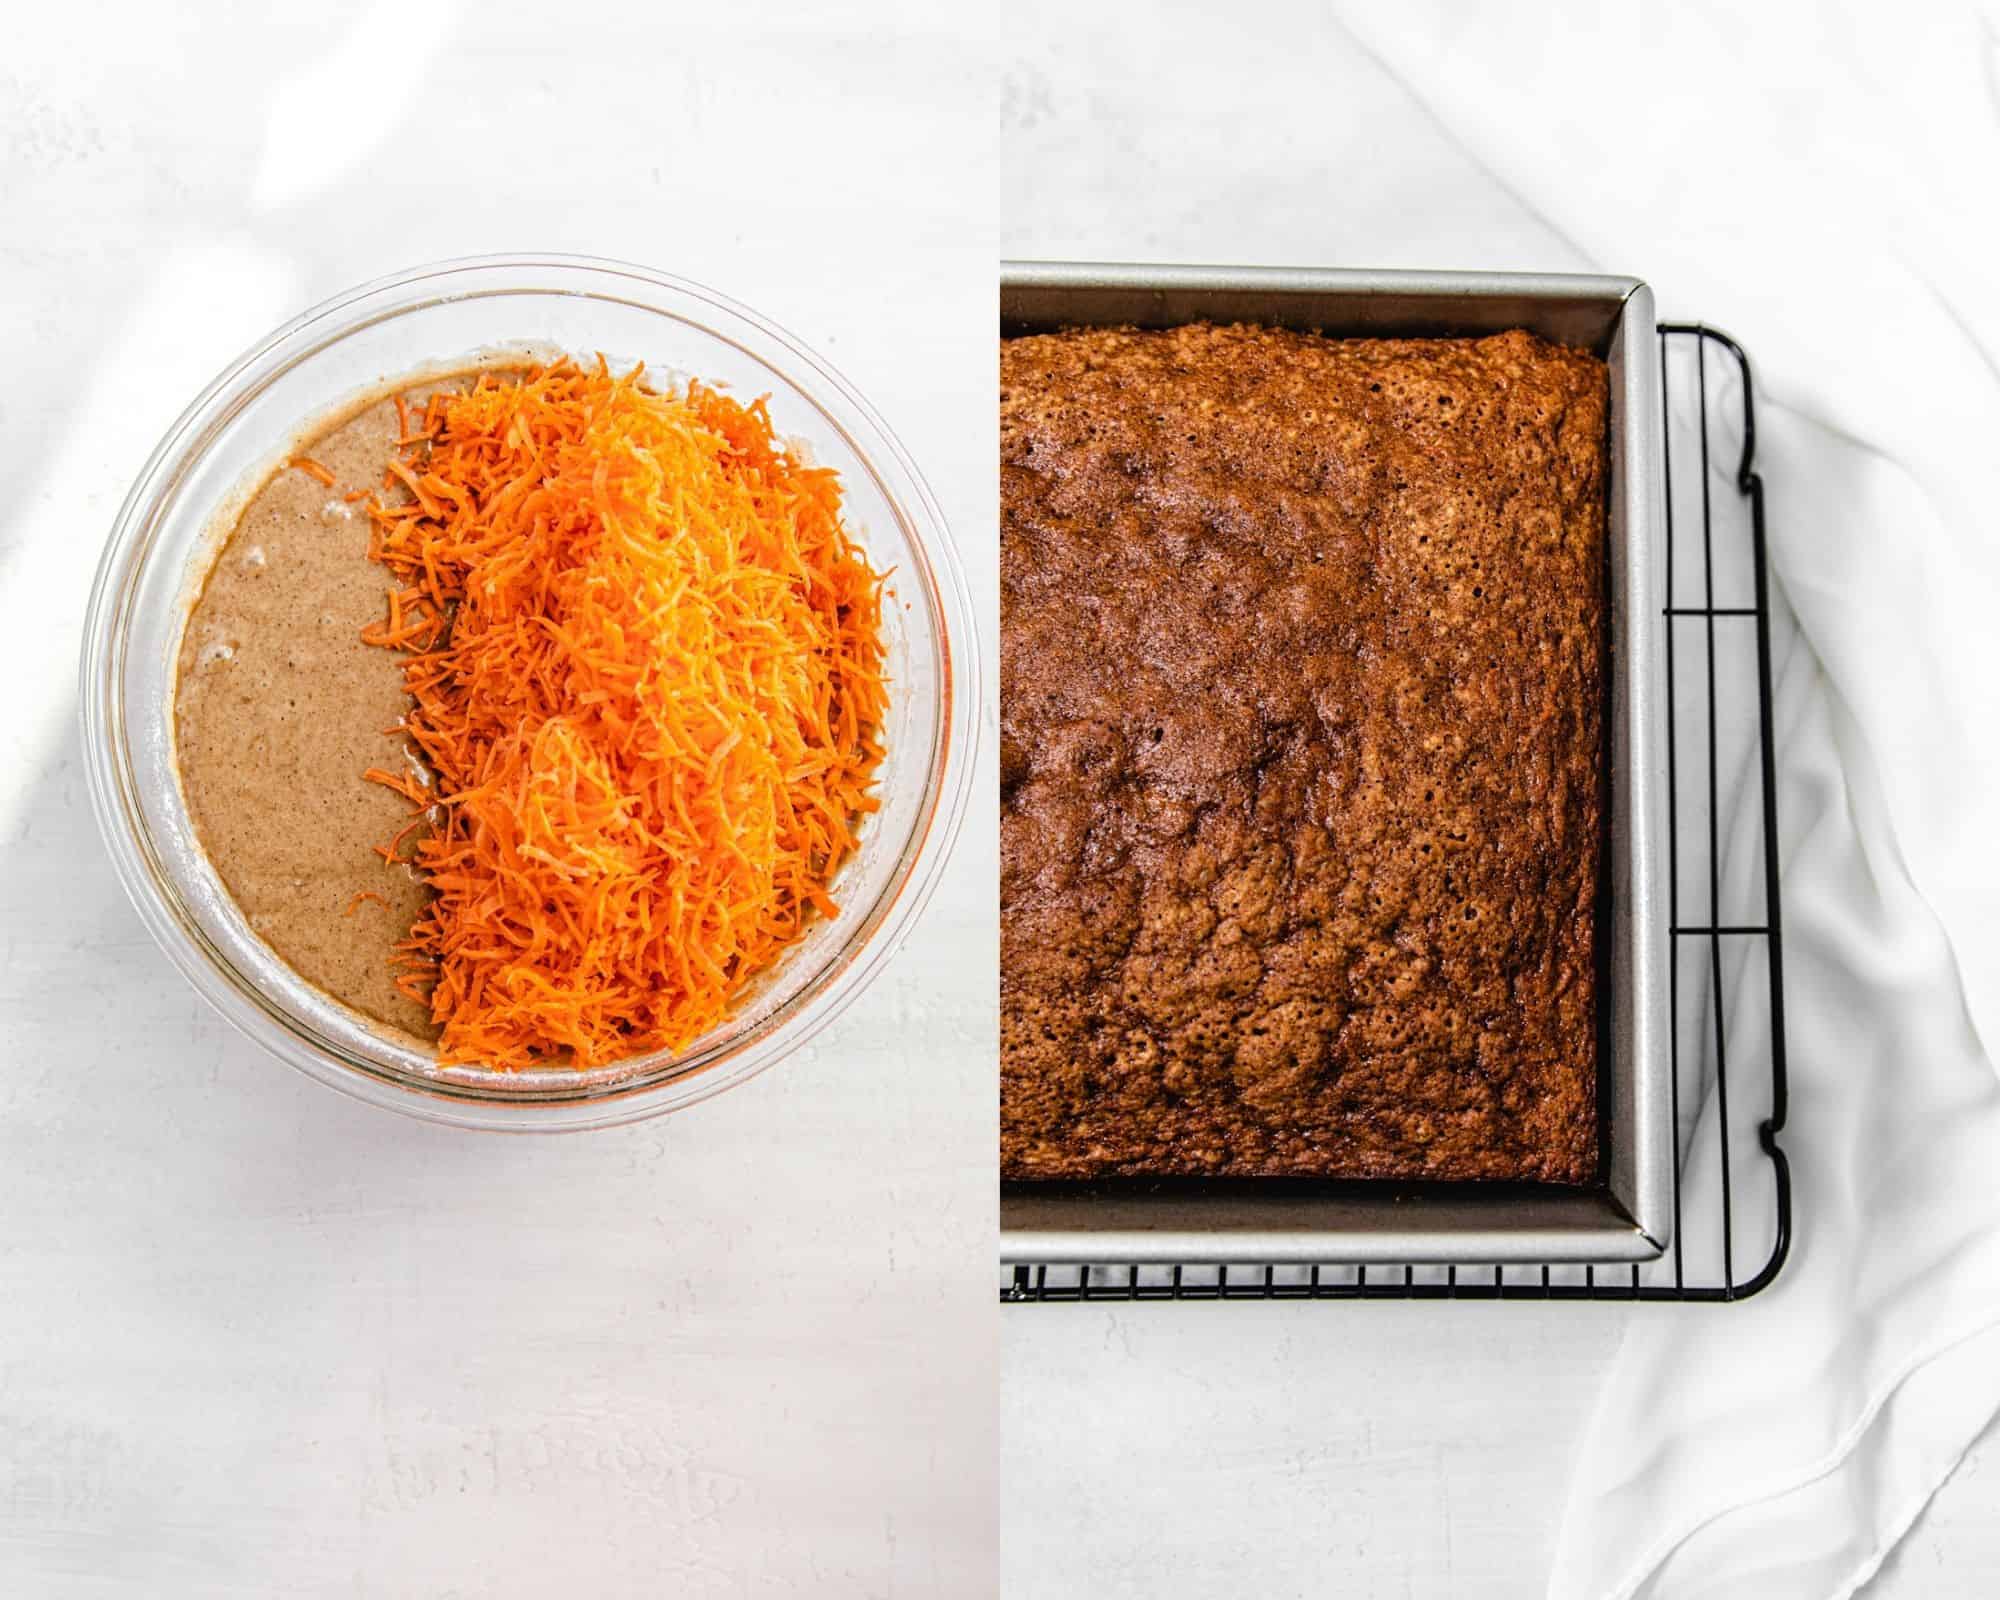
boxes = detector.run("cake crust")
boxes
[1000,324,1606,1183]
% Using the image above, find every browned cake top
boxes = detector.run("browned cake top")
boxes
[1000,324,1606,1182]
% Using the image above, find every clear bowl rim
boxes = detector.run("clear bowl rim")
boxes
[79,252,980,1132]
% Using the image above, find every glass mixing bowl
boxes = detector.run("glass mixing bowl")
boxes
[80,255,978,1130]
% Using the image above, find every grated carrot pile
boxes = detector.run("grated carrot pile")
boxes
[357,358,887,1068]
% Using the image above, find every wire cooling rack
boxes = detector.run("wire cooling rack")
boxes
[1004,324,1791,1305]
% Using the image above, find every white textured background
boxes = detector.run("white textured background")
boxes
[0,3,995,1594]
[999,6,2000,1598]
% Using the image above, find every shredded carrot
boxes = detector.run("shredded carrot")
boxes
[358,358,887,1069]
[290,456,337,488]
[345,889,389,916]
[359,765,432,806]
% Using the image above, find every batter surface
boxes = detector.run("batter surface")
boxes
[174,395,436,1039]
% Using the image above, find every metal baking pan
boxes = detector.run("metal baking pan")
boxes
[1000,262,1671,1265]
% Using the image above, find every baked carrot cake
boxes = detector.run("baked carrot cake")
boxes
[1000,324,1606,1182]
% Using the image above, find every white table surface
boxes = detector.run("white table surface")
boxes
[999,8,2000,1597]
[2,3,995,1595]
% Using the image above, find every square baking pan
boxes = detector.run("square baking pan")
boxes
[1000,262,1671,1265]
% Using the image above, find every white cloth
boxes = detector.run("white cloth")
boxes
[1327,2,2000,1594]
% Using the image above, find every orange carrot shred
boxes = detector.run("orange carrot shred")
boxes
[345,889,389,916]
[361,766,433,806]
[290,456,337,488]
[359,358,887,1069]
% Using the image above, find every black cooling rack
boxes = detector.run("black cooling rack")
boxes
[1004,324,1792,1305]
